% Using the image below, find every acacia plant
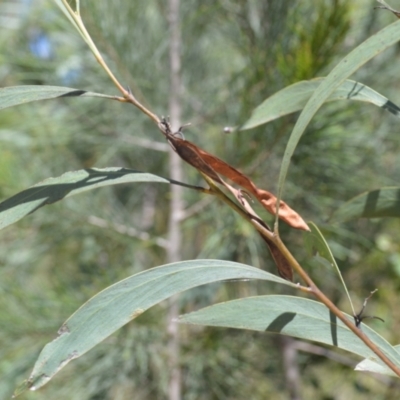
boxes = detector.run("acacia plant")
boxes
[2,0,400,396]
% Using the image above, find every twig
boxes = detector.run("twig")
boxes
[119,135,170,152]
[180,196,214,221]
[59,0,400,379]
[60,0,160,124]
[375,0,400,18]
[87,215,168,248]
[354,289,384,327]
[200,174,400,377]
[273,234,400,377]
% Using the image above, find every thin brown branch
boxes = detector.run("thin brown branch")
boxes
[61,0,400,381]
[273,234,400,378]
[201,174,400,377]
[61,0,160,125]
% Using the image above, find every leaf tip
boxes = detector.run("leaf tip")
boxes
[13,375,48,398]
[276,202,310,231]
[12,380,30,398]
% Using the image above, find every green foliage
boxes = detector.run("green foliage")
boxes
[27,261,293,391]
[277,1,351,82]
[0,86,116,111]
[276,17,400,205]
[0,168,172,230]
[2,1,400,399]
[179,295,400,374]
[241,78,400,130]
[331,187,400,221]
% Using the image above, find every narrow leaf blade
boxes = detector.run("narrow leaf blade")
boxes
[304,222,337,266]
[331,187,400,222]
[304,222,354,314]
[53,0,82,34]
[0,168,169,230]
[179,295,400,372]
[0,86,115,111]
[241,78,400,130]
[25,261,295,391]
[277,19,400,209]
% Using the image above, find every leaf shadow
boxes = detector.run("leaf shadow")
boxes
[0,168,143,215]
[265,312,296,332]
[363,188,400,218]
[265,310,339,347]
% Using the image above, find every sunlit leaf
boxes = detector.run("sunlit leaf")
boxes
[0,168,171,230]
[22,261,295,393]
[330,187,400,222]
[241,78,400,130]
[0,86,116,111]
[179,295,400,373]
[277,19,400,212]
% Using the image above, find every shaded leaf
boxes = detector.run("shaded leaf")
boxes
[330,187,400,222]
[0,168,173,230]
[22,261,295,393]
[179,295,400,373]
[0,86,117,111]
[241,78,400,130]
[277,19,400,210]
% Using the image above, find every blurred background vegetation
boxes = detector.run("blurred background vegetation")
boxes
[1,0,400,399]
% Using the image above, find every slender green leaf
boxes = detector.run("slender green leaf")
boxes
[304,222,355,315]
[53,0,82,34]
[22,261,295,392]
[331,187,400,222]
[0,168,171,230]
[0,86,116,111]
[356,345,400,377]
[52,1,117,76]
[304,222,338,266]
[179,295,400,374]
[241,78,400,130]
[276,19,400,214]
